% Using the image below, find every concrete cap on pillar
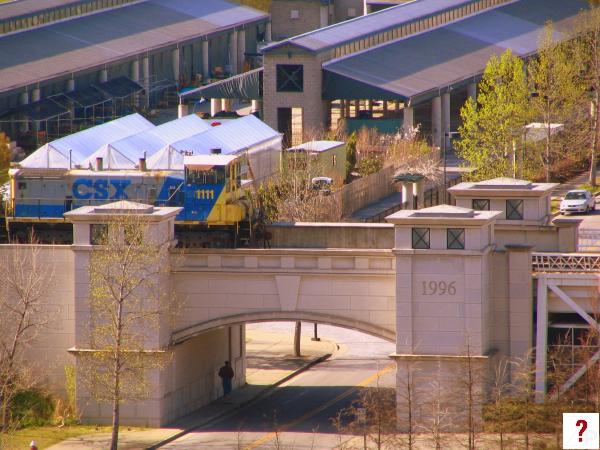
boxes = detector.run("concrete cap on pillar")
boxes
[386,204,500,225]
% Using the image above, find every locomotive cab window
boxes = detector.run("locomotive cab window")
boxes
[186,167,226,185]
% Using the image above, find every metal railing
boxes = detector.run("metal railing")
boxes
[578,229,600,252]
[532,252,600,273]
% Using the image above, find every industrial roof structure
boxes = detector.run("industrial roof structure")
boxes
[19,113,154,169]
[322,0,588,103]
[0,0,268,93]
[262,0,485,54]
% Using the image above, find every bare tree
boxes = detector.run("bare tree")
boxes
[76,214,177,450]
[255,149,342,223]
[0,233,54,432]
[395,360,420,450]
[417,373,451,450]
[488,357,512,450]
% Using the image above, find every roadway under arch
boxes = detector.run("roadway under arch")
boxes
[171,310,396,346]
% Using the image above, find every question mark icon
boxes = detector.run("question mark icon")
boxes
[577,419,588,442]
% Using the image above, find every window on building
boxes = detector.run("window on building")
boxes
[412,228,430,249]
[447,228,465,250]
[472,199,490,211]
[506,199,524,220]
[290,9,299,19]
[90,224,108,245]
[332,154,337,166]
[276,64,303,92]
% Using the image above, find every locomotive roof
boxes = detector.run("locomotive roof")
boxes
[183,154,238,168]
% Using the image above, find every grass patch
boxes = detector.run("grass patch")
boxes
[0,425,113,450]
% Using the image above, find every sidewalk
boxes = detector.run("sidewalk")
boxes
[46,325,336,450]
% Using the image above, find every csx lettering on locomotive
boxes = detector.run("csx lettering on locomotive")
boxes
[72,179,131,200]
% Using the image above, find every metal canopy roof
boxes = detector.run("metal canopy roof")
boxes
[322,0,589,104]
[0,0,88,21]
[0,0,268,93]
[96,76,143,99]
[0,97,69,121]
[262,0,480,54]
[180,68,263,100]
[63,86,109,108]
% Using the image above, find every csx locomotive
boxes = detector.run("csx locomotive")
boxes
[6,153,251,241]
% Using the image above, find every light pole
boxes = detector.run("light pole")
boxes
[443,131,459,204]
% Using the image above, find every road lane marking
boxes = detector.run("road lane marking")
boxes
[243,363,395,450]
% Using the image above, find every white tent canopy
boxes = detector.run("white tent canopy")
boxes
[81,114,212,170]
[147,115,283,182]
[19,113,154,168]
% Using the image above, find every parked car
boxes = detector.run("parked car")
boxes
[311,176,333,195]
[559,190,596,214]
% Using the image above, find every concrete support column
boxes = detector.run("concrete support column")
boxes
[230,31,239,75]
[413,180,424,209]
[442,92,451,152]
[320,5,328,28]
[31,88,40,103]
[431,95,442,149]
[251,99,262,114]
[402,106,413,134]
[237,29,246,73]
[401,183,414,210]
[202,40,210,80]
[142,56,150,108]
[506,245,533,382]
[66,78,75,92]
[265,22,272,42]
[131,59,140,82]
[534,276,548,402]
[19,91,29,132]
[172,47,181,86]
[130,59,140,107]
[177,103,189,118]
[211,98,222,117]
[99,68,108,83]
[221,98,232,112]
[467,82,477,102]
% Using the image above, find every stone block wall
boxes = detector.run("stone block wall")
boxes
[263,49,330,137]
[270,1,322,40]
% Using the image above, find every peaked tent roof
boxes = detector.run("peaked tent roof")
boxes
[19,113,154,168]
[81,113,212,169]
[147,115,281,170]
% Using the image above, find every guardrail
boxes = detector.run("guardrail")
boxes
[578,229,600,252]
[532,252,600,272]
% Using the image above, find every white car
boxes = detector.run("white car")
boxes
[560,190,596,214]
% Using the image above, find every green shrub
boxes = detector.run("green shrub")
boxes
[10,389,54,428]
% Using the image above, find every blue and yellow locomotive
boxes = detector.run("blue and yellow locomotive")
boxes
[6,153,251,243]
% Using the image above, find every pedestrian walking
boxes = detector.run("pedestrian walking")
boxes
[218,361,234,400]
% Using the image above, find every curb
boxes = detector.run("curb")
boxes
[146,351,334,449]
